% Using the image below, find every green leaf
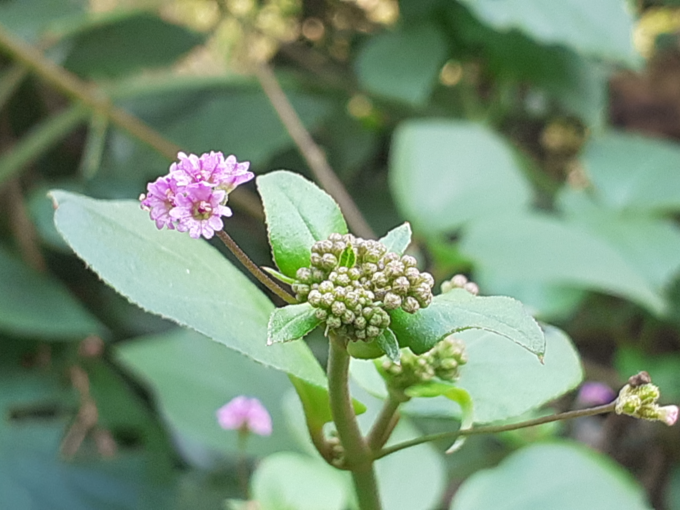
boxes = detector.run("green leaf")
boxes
[267,303,322,344]
[115,328,301,457]
[51,191,326,388]
[257,171,348,278]
[379,222,412,255]
[251,452,349,510]
[461,211,668,314]
[376,328,400,364]
[355,22,448,105]
[0,244,103,340]
[262,266,298,285]
[389,120,532,236]
[459,0,638,66]
[389,288,545,357]
[338,244,356,268]
[450,442,652,510]
[457,326,582,424]
[559,188,680,291]
[582,131,680,214]
[63,12,204,79]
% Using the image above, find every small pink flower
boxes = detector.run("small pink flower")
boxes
[171,151,228,187]
[577,382,616,406]
[658,405,679,426]
[169,183,232,239]
[220,154,254,193]
[217,396,272,436]
[140,175,180,230]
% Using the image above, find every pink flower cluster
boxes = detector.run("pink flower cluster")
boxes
[217,396,272,436]
[140,151,253,239]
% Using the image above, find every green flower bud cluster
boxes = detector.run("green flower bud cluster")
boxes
[615,372,678,426]
[441,273,479,296]
[381,335,467,391]
[291,233,434,341]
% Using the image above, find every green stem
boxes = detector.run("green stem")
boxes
[366,393,402,452]
[215,230,296,304]
[375,402,617,460]
[327,333,382,510]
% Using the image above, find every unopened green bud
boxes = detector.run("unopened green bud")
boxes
[321,253,338,270]
[308,290,322,306]
[384,260,405,278]
[383,292,402,310]
[331,301,347,316]
[321,293,335,308]
[319,281,334,293]
[401,255,417,268]
[314,308,328,321]
[366,326,381,338]
[296,267,312,283]
[310,253,322,266]
[402,296,420,313]
[392,276,410,295]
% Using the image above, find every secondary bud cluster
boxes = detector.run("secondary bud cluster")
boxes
[615,372,678,426]
[441,273,479,296]
[292,233,434,341]
[381,335,467,391]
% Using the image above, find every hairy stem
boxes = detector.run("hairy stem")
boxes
[328,333,382,510]
[254,63,375,239]
[216,230,296,304]
[375,402,617,460]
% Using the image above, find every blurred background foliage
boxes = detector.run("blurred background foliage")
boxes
[2,0,680,508]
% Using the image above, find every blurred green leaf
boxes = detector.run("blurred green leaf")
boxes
[461,212,667,314]
[267,303,321,344]
[457,326,582,424]
[0,244,103,340]
[51,191,327,388]
[355,22,448,105]
[115,328,301,457]
[559,188,680,290]
[389,288,545,357]
[379,222,412,256]
[0,0,85,42]
[251,452,349,510]
[582,131,680,213]
[257,171,348,278]
[389,120,532,235]
[459,0,638,65]
[376,328,400,363]
[450,442,652,510]
[63,12,203,79]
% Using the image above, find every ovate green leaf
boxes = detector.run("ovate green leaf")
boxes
[267,303,321,344]
[257,171,348,278]
[379,222,412,255]
[390,120,531,235]
[450,442,652,510]
[51,191,326,388]
[389,288,545,357]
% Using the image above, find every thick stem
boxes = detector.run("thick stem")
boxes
[376,402,617,460]
[327,333,382,510]
[216,230,296,304]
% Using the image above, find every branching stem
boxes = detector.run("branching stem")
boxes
[375,402,617,460]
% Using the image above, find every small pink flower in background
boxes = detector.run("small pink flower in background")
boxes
[140,151,253,239]
[658,405,679,426]
[217,396,272,436]
[577,382,616,406]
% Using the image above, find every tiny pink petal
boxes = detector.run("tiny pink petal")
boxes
[659,405,678,426]
[217,396,272,436]
[139,175,180,230]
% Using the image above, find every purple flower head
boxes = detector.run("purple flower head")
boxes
[140,175,181,230]
[577,382,616,406]
[170,151,229,187]
[216,396,272,436]
[169,183,232,239]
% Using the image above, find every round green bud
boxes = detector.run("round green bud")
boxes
[348,268,361,280]
[402,296,420,313]
[321,293,336,308]
[342,310,356,324]
[321,253,338,270]
[384,260,405,278]
[383,292,402,310]
[401,255,417,268]
[331,301,347,316]
[308,290,322,306]
[327,316,342,329]
[296,267,313,283]
[310,253,322,266]
[392,276,410,295]
[314,308,328,321]
[354,316,367,329]
[366,326,381,338]
[319,281,334,293]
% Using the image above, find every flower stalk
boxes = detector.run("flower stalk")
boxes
[327,332,382,510]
